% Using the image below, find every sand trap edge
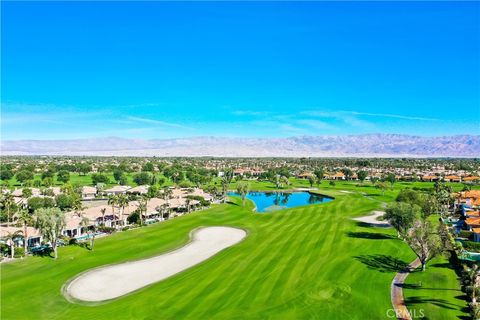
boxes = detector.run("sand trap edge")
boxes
[61,225,249,306]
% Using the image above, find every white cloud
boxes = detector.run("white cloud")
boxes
[126,116,191,129]
[302,109,440,122]
[296,119,334,130]
[278,123,305,133]
[300,110,376,130]
[349,111,440,121]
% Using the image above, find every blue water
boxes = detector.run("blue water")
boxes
[228,191,333,212]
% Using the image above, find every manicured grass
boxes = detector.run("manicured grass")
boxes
[403,255,467,320]
[0,188,467,319]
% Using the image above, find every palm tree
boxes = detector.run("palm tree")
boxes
[210,186,219,201]
[116,194,130,227]
[80,215,90,236]
[107,194,118,227]
[1,193,15,224]
[138,196,148,225]
[221,178,229,203]
[15,209,33,256]
[162,187,173,212]
[80,215,96,251]
[100,207,106,226]
[72,195,84,218]
[281,176,290,188]
[162,187,173,203]
[4,230,22,258]
[159,203,170,220]
[236,182,250,207]
[273,174,281,189]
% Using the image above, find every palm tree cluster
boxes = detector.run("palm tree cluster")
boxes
[1,192,16,223]
[107,194,130,228]
[236,182,250,207]
[271,174,289,190]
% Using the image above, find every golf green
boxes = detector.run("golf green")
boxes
[0,191,466,319]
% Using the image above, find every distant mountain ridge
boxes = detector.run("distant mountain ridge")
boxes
[1,134,479,157]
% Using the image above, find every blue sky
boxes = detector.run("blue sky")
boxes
[2,1,479,140]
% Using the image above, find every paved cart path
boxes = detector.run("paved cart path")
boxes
[391,258,421,320]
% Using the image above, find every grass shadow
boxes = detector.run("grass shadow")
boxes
[31,247,53,258]
[363,193,382,198]
[354,221,373,228]
[346,231,395,240]
[430,262,451,269]
[75,242,91,251]
[355,254,409,273]
[405,296,461,311]
[401,283,460,292]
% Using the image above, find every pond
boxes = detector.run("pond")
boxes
[227,191,333,212]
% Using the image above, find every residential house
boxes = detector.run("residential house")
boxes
[126,185,149,195]
[81,186,97,200]
[103,185,131,195]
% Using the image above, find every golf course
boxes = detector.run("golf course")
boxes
[0,186,467,319]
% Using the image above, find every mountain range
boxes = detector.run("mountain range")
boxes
[1,134,479,157]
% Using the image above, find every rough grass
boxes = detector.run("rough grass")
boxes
[0,189,467,319]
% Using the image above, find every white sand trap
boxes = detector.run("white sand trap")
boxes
[353,211,391,228]
[65,226,246,303]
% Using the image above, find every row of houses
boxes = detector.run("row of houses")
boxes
[5,186,96,201]
[296,171,480,182]
[4,184,172,207]
[1,187,214,253]
[455,190,480,242]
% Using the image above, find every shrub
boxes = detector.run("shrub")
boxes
[122,226,131,231]
[461,241,480,252]
[186,195,209,207]
[470,302,480,319]
[97,226,115,234]
[133,172,151,185]
[178,180,192,188]
[396,189,422,206]
[91,173,109,185]
[127,211,139,224]
[13,247,25,258]
[27,197,55,211]
[0,243,9,255]
[68,238,78,245]
[55,194,74,210]
[458,230,474,240]
[42,188,55,197]
[57,236,69,246]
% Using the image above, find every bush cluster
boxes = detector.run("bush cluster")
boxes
[461,241,480,253]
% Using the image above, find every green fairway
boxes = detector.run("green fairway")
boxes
[403,256,467,320]
[0,190,467,319]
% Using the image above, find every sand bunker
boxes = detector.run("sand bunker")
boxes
[65,226,247,303]
[353,211,391,227]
